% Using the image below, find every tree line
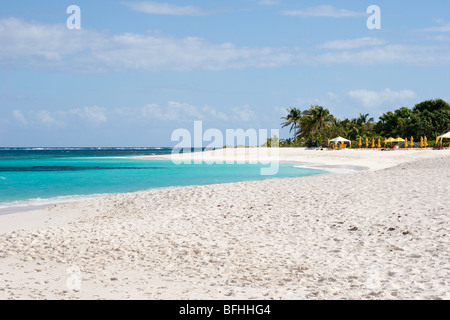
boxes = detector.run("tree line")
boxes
[279,99,450,147]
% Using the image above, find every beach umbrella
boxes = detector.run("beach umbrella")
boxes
[371,138,375,148]
[437,131,450,146]
[365,138,369,148]
[404,138,408,148]
[410,136,414,148]
[329,136,351,145]
[438,131,450,139]
[358,137,362,148]
[424,136,428,148]
[377,139,381,148]
[328,137,351,149]
[420,137,424,148]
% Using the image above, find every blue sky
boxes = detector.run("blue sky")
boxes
[1,0,449,147]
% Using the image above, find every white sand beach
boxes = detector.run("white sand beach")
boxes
[0,148,449,300]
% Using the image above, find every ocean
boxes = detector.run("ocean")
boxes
[0,147,325,213]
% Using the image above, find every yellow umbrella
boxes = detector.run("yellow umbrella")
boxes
[436,137,440,144]
[371,138,375,148]
[424,136,428,148]
[404,138,408,148]
[365,138,369,148]
[377,138,381,148]
[420,137,424,148]
[358,137,362,148]
[410,136,414,148]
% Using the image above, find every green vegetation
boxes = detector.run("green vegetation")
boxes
[261,135,280,148]
[278,99,450,148]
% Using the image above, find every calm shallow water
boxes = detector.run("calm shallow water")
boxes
[0,148,326,210]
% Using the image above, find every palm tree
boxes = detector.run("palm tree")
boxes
[286,138,293,146]
[298,105,334,138]
[281,107,302,143]
[331,116,341,127]
[281,137,293,147]
[355,113,375,136]
[357,113,374,126]
[347,126,361,141]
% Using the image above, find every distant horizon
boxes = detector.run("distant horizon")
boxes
[1,1,449,146]
[2,95,447,148]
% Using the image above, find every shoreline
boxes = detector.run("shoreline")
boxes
[0,163,349,217]
[0,161,363,217]
[0,148,447,226]
[0,148,447,218]
[1,150,449,299]
[135,147,450,171]
[0,150,375,216]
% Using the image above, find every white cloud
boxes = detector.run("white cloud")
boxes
[12,109,28,125]
[201,105,229,121]
[296,92,339,110]
[34,110,63,127]
[123,1,215,16]
[150,101,203,120]
[1,18,450,72]
[232,105,256,122]
[0,18,100,65]
[428,35,450,42]
[274,106,288,117]
[142,103,175,121]
[419,19,450,32]
[139,101,229,122]
[0,18,294,72]
[70,106,107,125]
[348,89,417,108]
[319,37,386,50]
[12,109,61,127]
[11,106,107,127]
[281,5,365,18]
[114,107,139,119]
[114,102,231,122]
[316,45,450,66]
[258,0,280,6]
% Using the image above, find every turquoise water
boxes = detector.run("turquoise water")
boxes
[0,148,326,210]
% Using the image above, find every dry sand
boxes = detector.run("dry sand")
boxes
[0,148,449,300]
